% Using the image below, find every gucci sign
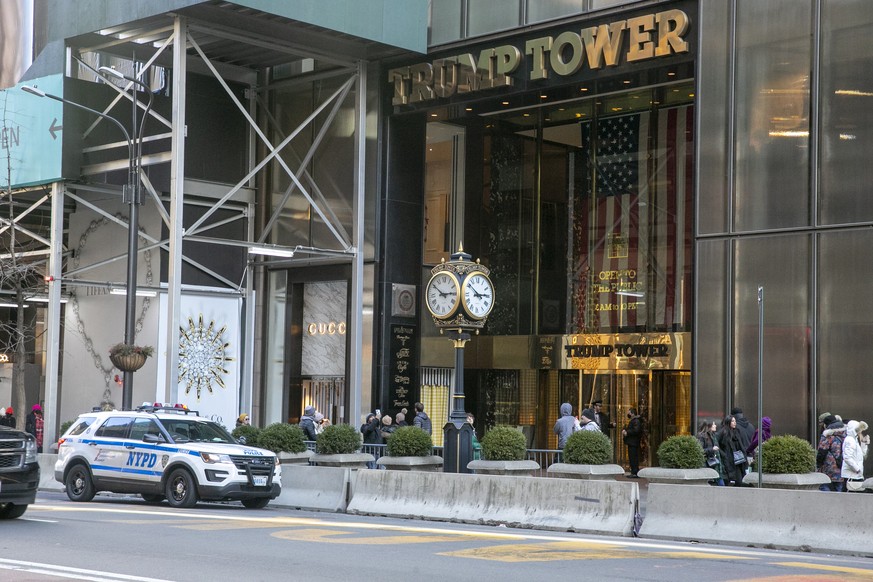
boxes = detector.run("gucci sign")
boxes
[307,322,346,336]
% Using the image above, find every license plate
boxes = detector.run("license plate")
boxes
[252,476,267,487]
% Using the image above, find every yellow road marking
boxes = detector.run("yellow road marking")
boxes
[271,528,476,545]
[772,562,873,576]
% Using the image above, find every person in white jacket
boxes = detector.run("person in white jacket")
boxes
[841,420,869,491]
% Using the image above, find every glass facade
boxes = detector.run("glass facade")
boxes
[696,0,873,449]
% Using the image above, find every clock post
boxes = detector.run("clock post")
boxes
[424,244,494,473]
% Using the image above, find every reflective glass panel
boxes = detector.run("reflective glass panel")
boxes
[819,1,873,224]
[734,0,811,231]
[468,0,520,37]
[430,0,463,45]
[527,0,585,24]
[817,230,873,431]
[695,239,728,420]
[733,234,810,438]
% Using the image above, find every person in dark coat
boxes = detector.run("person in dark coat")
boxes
[718,415,750,486]
[0,407,15,428]
[697,420,725,486]
[299,405,318,441]
[731,407,756,444]
[593,400,615,434]
[25,404,44,452]
[395,408,408,427]
[413,402,432,435]
[622,408,644,478]
[746,416,772,456]
[816,415,846,492]
[361,413,382,444]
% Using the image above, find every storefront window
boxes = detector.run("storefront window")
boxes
[263,269,287,425]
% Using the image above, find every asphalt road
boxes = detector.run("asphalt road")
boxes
[2,492,872,581]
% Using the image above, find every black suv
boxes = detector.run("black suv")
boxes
[0,428,40,519]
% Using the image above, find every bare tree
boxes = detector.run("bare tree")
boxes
[0,91,49,431]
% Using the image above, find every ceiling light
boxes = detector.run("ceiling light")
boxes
[248,245,296,258]
[28,296,68,303]
[616,291,645,298]
[110,288,158,298]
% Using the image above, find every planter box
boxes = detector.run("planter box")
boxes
[547,463,624,480]
[377,456,443,472]
[467,459,540,476]
[638,467,719,485]
[742,471,830,490]
[311,452,374,469]
[278,451,313,465]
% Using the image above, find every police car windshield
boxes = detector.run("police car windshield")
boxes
[161,419,235,444]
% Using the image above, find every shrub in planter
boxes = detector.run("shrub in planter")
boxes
[231,424,261,447]
[480,425,526,461]
[564,430,613,465]
[759,434,815,474]
[257,423,306,454]
[657,435,705,469]
[386,426,432,457]
[316,423,361,454]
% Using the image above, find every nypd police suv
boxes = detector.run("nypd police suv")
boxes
[54,405,280,508]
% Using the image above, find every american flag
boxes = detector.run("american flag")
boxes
[571,105,693,331]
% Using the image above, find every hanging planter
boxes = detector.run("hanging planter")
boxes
[109,343,154,372]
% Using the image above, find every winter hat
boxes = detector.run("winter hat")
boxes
[314,412,324,423]
[821,415,837,427]
[382,415,393,426]
[818,412,832,424]
[4,407,11,415]
[32,404,42,413]
[395,412,405,423]
[304,405,316,416]
[581,408,597,422]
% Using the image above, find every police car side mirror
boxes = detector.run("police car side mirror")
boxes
[143,433,166,444]
[238,436,247,445]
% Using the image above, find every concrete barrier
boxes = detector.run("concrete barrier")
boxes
[640,483,873,557]
[272,465,352,512]
[38,453,63,492]
[347,469,639,536]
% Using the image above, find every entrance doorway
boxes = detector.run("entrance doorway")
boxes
[558,369,691,470]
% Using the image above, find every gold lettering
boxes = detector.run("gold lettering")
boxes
[308,323,317,335]
[550,31,584,77]
[492,44,522,86]
[580,21,627,70]
[338,322,346,334]
[525,37,552,80]
[388,67,410,106]
[409,63,435,103]
[327,322,336,335]
[626,15,655,62]
[656,9,689,56]
[433,58,458,98]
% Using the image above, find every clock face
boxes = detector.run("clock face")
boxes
[425,271,460,318]
[462,271,494,320]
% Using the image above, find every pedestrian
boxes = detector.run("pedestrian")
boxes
[746,416,772,456]
[818,411,833,437]
[395,408,408,427]
[299,405,318,441]
[593,400,615,433]
[622,408,643,478]
[413,402,432,435]
[466,413,482,460]
[314,411,330,434]
[25,404,44,453]
[841,420,869,492]
[361,412,382,444]
[730,407,756,444]
[579,408,601,432]
[0,407,15,428]
[235,413,250,428]
[718,415,750,486]
[696,420,725,486]
[553,402,577,449]
[816,414,846,492]
[380,414,396,440]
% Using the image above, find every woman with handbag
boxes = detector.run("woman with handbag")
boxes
[841,420,869,492]
[718,415,750,486]
[696,420,725,486]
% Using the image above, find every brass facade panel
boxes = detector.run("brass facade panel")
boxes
[421,332,690,370]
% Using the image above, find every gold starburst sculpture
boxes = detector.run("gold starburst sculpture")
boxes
[178,314,234,400]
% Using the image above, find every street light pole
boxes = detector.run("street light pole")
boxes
[23,72,151,411]
[98,67,153,411]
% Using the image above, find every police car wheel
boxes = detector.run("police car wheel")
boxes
[141,493,164,503]
[65,464,96,502]
[165,468,198,508]
[0,503,28,519]
[241,498,270,509]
